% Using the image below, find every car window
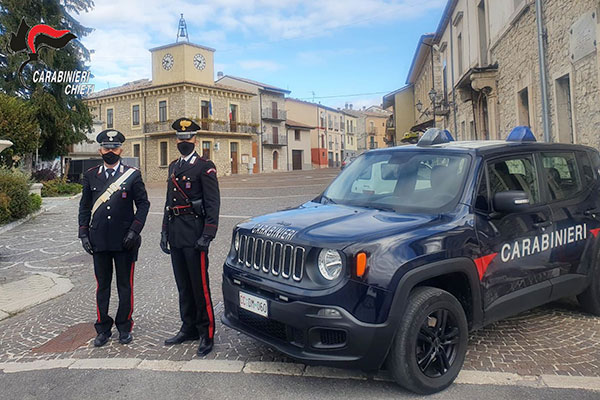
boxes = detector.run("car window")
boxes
[488,156,540,204]
[578,151,595,188]
[541,152,582,201]
[324,151,471,213]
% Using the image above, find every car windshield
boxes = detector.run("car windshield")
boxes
[321,150,471,213]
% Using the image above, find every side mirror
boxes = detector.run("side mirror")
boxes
[493,191,531,214]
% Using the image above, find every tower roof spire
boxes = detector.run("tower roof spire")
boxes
[176,13,189,43]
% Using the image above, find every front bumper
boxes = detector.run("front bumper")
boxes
[221,271,393,371]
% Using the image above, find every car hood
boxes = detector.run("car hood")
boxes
[238,202,442,247]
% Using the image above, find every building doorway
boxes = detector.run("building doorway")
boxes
[230,142,238,174]
[273,151,278,170]
[292,150,302,170]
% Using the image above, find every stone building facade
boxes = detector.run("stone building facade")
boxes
[84,41,256,183]
[215,75,290,173]
[388,0,600,149]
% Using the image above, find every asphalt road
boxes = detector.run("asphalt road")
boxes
[1,369,598,400]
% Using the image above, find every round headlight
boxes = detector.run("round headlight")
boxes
[234,232,240,251]
[318,249,343,281]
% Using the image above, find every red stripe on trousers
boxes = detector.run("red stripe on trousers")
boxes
[128,262,135,330]
[94,274,101,323]
[200,251,214,339]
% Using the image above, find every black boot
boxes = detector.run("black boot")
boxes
[164,331,200,345]
[94,331,112,347]
[119,332,133,344]
[196,336,213,356]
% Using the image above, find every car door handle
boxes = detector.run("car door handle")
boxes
[533,221,552,229]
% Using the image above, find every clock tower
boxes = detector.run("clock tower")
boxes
[149,14,215,86]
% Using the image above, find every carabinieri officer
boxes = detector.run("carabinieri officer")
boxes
[161,117,220,356]
[78,129,150,347]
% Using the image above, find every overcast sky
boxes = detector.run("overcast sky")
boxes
[77,0,446,109]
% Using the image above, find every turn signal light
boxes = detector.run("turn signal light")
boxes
[356,252,367,277]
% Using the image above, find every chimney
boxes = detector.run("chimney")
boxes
[217,71,224,79]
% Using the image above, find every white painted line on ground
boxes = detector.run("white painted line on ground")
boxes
[455,370,542,388]
[1,359,599,392]
[542,375,600,391]
[69,358,142,370]
[303,366,368,380]
[148,212,250,218]
[243,361,305,376]
[0,359,75,373]
[180,360,245,373]
[220,184,327,190]
[222,195,316,200]
[137,360,186,372]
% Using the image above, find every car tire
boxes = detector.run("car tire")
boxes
[387,286,468,395]
[577,258,600,316]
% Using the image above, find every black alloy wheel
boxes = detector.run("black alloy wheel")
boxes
[416,309,461,378]
[387,286,468,394]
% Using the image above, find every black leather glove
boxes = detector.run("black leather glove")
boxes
[81,235,94,255]
[123,230,140,251]
[194,235,213,253]
[160,231,170,254]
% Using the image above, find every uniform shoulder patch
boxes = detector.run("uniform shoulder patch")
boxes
[206,167,217,175]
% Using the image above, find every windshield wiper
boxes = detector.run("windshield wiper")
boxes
[320,195,337,205]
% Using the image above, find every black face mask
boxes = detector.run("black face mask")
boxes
[177,142,195,156]
[102,151,120,165]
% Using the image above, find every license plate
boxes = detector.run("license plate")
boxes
[239,291,268,318]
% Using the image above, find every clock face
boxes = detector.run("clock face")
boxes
[162,53,174,71]
[193,53,206,70]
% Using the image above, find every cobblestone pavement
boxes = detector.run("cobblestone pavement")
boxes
[0,168,599,377]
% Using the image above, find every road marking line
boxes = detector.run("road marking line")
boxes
[137,360,186,372]
[69,358,142,370]
[1,359,599,391]
[148,212,250,218]
[180,360,244,373]
[243,361,305,376]
[1,359,75,373]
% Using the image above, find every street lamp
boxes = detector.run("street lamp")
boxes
[416,101,423,113]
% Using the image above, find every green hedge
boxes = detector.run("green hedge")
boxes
[41,178,82,197]
[0,169,40,225]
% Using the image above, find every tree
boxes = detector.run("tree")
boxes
[0,93,39,167]
[0,0,94,160]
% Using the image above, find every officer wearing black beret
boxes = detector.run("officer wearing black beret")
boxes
[78,129,150,347]
[161,117,220,356]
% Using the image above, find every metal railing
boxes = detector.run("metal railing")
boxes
[262,133,288,145]
[144,121,257,134]
[262,108,287,120]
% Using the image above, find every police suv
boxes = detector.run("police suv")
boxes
[221,127,600,394]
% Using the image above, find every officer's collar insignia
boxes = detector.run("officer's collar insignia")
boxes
[120,165,124,173]
[190,156,197,164]
[180,120,192,131]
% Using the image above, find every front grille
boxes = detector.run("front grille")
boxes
[238,235,305,281]
[238,308,287,341]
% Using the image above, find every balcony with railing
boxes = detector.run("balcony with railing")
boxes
[145,120,257,134]
[262,108,287,121]
[262,133,288,146]
[368,127,378,135]
[369,141,378,149]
